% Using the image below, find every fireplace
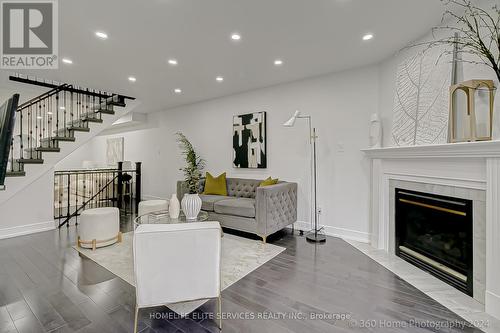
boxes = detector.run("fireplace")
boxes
[395,188,473,296]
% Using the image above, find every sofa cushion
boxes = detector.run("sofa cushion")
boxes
[214,198,256,218]
[199,194,232,212]
[259,177,279,187]
[203,172,228,196]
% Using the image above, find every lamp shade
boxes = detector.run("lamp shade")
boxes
[283,110,301,127]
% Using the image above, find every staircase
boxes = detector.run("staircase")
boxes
[5,76,134,180]
[0,76,139,239]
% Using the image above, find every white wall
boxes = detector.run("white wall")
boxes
[0,169,54,238]
[60,65,379,242]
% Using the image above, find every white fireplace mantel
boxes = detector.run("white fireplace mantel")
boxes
[362,140,500,159]
[363,140,500,320]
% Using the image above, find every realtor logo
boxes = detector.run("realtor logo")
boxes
[1,0,58,69]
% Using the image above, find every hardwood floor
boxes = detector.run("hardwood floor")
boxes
[0,217,485,333]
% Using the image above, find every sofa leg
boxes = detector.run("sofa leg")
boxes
[92,239,97,251]
[261,236,267,244]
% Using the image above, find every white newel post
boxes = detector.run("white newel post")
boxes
[486,158,500,319]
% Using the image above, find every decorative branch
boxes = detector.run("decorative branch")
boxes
[410,0,499,82]
[176,132,205,194]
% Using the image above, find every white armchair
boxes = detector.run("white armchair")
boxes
[132,222,222,332]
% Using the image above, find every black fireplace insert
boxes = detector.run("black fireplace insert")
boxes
[395,188,473,296]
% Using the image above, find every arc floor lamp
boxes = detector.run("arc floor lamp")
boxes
[283,110,326,243]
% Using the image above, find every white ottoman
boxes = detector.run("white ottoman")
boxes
[138,199,168,216]
[77,207,121,250]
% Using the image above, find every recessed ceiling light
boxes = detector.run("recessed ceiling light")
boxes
[47,111,53,115]
[362,33,374,41]
[168,59,178,65]
[231,33,241,41]
[174,88,182,94]
[95,31,108,40]
[274,59,283,66]
[36,115,42,119]
[62,58,73,64]
[59,106,65,110]
[128,76,136,82]
[216,76,224,82]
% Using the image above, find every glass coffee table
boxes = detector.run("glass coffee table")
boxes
[134,210,209,229]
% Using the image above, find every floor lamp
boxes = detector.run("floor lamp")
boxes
[283,110,326,243]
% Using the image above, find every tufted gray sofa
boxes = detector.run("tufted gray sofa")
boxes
[177,178,297,242]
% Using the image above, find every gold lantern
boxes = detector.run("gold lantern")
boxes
[449,79,496,143]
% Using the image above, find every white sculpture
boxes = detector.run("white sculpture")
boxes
[369,113,382,148]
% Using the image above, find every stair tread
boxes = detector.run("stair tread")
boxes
[41,136,75,142]
[6,171,26,177]
[54,126,90,135]
[69,118,103,127]
[96,109,115,114]
[25,147,60,152]
[83,109,114,116]
[16,158,43,164]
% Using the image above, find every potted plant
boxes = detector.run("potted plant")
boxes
[176,132,205,220]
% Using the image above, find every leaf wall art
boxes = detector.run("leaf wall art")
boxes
[391,46,453,146]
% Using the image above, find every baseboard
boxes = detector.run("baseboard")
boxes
[0,220,55,240]
[290,221,370,243]
[485,290,500,320]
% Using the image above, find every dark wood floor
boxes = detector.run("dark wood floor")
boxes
[0,216,484,333]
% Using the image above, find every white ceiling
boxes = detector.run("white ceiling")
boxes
[0,0,446,113]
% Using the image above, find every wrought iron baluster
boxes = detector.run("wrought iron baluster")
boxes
[63,90,67,133]
[59,174,63,220]
[28,105,32,159]
[19,109,23,159]
[70,91,74,130]
[75,173,78,226]
[46,93,51,145]
[55,93,59,139]
[9,140,14,171]
[41,99,45,147]
[85,89,89,126]
[67,174,70,220]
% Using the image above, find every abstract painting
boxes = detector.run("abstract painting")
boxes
[106,137,124,166]
[391,45,453,146]
[233,112,267,168]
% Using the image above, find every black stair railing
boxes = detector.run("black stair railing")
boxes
[54,162,142,228]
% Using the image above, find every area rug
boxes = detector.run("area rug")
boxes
[73,232,285,315]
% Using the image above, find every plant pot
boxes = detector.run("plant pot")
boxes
[181,193,202,220]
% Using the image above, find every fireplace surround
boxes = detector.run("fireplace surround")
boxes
[363,141,500,319]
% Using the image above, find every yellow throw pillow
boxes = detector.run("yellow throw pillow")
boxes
[259,177,279,187]
[203,172,228,196]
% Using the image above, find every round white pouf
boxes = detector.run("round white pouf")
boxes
[78,207,120,250]
[138,199,168,216]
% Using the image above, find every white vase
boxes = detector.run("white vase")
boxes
[181,193,202,220]
[169,193,180,219]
